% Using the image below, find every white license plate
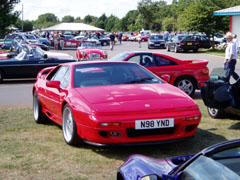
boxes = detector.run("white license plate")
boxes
[135,118,174,130]
[155,44,160,46]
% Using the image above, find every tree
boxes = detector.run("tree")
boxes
[95,13,107,30]
[0,0,20,38]
[34,13,59,29]
[62,15,74,22]
[16,19,33,32]
[119,10,139,31]
[105,15,120,32]
[83,15,97,24]
[74,17,82,23]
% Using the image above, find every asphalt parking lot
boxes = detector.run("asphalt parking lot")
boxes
[0,41,237,107]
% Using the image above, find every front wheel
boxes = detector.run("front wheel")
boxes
[33,91,48,124]
[207,107,225,119]
[174,77,196,97]
[62,104,81,146]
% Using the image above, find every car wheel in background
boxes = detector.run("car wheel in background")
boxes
[174,46,178,53]
[62,104,81,146]
[0,70,4,82]
[174,77,196,97]
[207,107,225,118]
[193,48,198,53]
[33,91,49,124]
[166,45,170,51]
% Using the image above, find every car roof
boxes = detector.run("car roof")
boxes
[64,60,137,67]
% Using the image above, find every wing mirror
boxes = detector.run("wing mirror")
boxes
[46,80,60,89]
[161,74,171,83]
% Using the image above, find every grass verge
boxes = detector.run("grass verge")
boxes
[0,100,240,180]
[199,49,225,57]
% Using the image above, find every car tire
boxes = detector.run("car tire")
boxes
[103,42,107,46]
[148,46,151,49]
[62,104,81,146]
[0,70,4,83]
[166,45,170,51]
[193,48,198,53]
[174,77,196,97]
[33,91,49,124]
[207,107,225,119]
[174,46,178,53]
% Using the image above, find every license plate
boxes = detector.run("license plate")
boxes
[155,44,160,46]
[135,118,174,130]
[187,42,192,45]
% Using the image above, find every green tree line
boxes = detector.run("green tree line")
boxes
[1,0,240,38]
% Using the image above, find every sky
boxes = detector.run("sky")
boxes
[14,0,173,21]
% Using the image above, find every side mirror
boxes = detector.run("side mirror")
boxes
[161,74,171,83]
[46,80,60,89]
[43,54,48,59]
[140,174,160,180]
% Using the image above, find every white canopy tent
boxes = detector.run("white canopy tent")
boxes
[43,23,104,32]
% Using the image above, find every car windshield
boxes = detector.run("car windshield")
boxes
[150,35,164,40]
[73,63,162,88]
[183,35,195,41]
[110,53,130,61]
[81,42,101,49]
[178,35,188,41]
[25,35,36,40]
[179,155,240,180]
[15,46,44,61]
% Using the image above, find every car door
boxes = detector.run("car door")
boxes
[44,65,70,122]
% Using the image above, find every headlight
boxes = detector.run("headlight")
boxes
[149,41,154,44]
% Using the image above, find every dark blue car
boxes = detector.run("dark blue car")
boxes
[117,139,240,180]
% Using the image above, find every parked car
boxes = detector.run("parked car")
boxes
[5,33,49,51]
[91,34,111,46]
[117,139,240,180]
[110,52,209,96]
[199,68,240,118]
[148,34,166,49]
[194,34,211,49]
[33,61,201,146]
[76,41,107,61]
[166,34,199,53]
[0,45,75,82]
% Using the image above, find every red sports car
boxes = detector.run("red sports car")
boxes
[110,52,209,96]
[76,41,107,61]
[33,61,201,146]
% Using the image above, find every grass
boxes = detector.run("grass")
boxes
[199,49,225,57]
[0,101,240,180]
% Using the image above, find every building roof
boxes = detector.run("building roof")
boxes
[214,6,240,16]
[43,23,104,32]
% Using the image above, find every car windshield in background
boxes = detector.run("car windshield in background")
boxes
[73,63,162,88]
[81,42,101,49]
[178,35,187,41]
[183,35,195,41]
[179,155,240,180]
[110,53,130,61]
[25,35,36,40]
[150,35,164,40]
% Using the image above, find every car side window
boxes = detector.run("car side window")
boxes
[142,55,155,67]
[128,55,141,64]
[155,55,177,66]
[51,66,70,89]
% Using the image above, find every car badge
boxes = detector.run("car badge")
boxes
[145,104,150,108]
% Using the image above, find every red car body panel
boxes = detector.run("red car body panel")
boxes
[76,48,107,61]
[64,39,82,48]
[120,52,209,86]
[33,62,201,145]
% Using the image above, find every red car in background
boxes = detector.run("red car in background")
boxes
[110,52,209,96]
[76,41,107,61]
[33,61,201,146]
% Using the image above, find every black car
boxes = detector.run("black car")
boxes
[199,68,240,118]
[194,34,211,49]
[91,34,110,46]
[0,45,75,82]
[148,34,166,49]
[166,34,199,53]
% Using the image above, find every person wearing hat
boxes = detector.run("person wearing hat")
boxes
[224,32,239,82]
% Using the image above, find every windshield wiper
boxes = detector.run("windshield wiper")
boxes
[125,77,154,84]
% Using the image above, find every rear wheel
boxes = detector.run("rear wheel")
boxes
[0,70,3,83]
[62,104,81,146]
[207,107,225,119]
[174,77,196,97]
[33,91,48,124]
[174,46,178,53]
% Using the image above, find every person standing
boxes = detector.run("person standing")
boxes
[137,32,142,48]
[233,34,239,56]
[59,33,65,50]
[53,32,59,50]
[118,32,122,44]
[224,32,239,82]
[163,30,169,41]
[109,32,115,50]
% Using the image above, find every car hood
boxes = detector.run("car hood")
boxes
[119,155,175,179]
[45,51,74,60]
[79,49,103,54]
[75,83,197,114]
